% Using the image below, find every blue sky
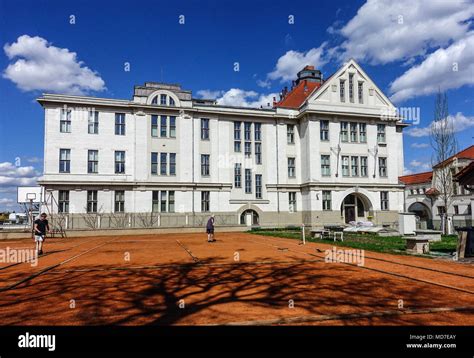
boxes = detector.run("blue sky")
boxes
[0,0,473,211]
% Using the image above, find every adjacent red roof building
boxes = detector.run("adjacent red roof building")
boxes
[433,145,474,168]
[399,171,432,185]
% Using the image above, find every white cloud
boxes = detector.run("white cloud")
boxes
[196,89,224,99]
[0,162,40,192]
[406,112,474,137]
[213,89,278,108]
[267,43,329,82]
[389,31,474,102]
[409,159,431,171]
[411,143,429,149]
[338,0,474,65]
[403,167,413,175]
[3,35,106,95]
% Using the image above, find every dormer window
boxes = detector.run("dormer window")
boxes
[151,93,177,106]
[358,82,363,104]
[348,73,354,103]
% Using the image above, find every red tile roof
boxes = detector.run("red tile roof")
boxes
[434,145,474,168]
[399,171,432,185]
[274,80,321,109]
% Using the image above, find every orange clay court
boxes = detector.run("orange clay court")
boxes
[0,232,473,326]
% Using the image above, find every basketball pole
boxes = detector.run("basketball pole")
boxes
[29,199,34,241]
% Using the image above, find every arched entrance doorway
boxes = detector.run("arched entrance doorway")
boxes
[408,202,433,229]
[340,193,372,224]
[240,209,259,227]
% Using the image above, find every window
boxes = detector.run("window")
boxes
[114,190,125,213]
[152,190,175,213]
[255,174,262,199]
[245,142,252,158]
[169,191,175,212]
[254,123,261,141]
[169,97,175,106]
[377,124,386,143]
[160,191,167,212]
[201,191,210,212]
[341,156,349,177]
[115,113,126,135]
[255,143,262,164]
[340,80,346,102]
[234,122,241,152]
[437,206,446,216]
[234,163,241,188]
[322,191,331,211]
[350,123,358,142]
[349,73,354,103]
[201,118,209,140]
[115,151,125,174]
[245,169,252,193]
[88,111,99,134]
[234,141,241,152]
[87,150,99,174]
[351,156,359,177]
[152,96,158,104]
[359,123,367,143]
[378,157,387,177]
[151,115,158,137]
[169,153,176,176]
[289,192,297,212]
[454,205,459,215]
[340,122,348,142]
[360,156,368,177]
[201,154,210,176]
[288,157,296,178]
[58,190,69,213]
[160,94,167,105]
[152,191,159,212]
[59,149,71,173]
[151,152,158,174]
[321,155,331,176]
[380,191,389,211]
[320,120,329,141]
[468,204,472,215]
[160,153,167,175]
[287,124,295,144]
[86,190,98,213]
[160,115,167,137]
[244,122,252,141]
[358,82,363,104]
[60,108,72,133]
[169,116,176,137]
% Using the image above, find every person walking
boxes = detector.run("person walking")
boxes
[34,213,51,255]
[206,215,215,243]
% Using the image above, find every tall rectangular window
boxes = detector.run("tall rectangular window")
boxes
[201,154,210,176]
[254,123,261,141]
[350,123,358,142]
[322,191,331,211]
[245,169,252,193]
[234,122,241,152]
[201,118,209,140]
[169,191,175,212]
[160,94,167,105]
[359,123,367,143]
[340,122,348,142]
[255,174,262,199]
[244,122,252,141]
[288,157,296,178]
[287,124,295,144]
[59,149,71,173]
[151,152,158,175]
[341,156,349,177]
[377,124,386,143]
[321,155,331,176]
[169,116,176,137]
[380,191,389,211]
[360,156,368,177]
[160,191,167,212]
[255,142,262,164]
[86,190,97,213]
[245,142,252,158]
[58,190,69,213]
[87,150,99,174]
[115,151,125,174]
[60,108,72,133]
[320,120,329,141]
[88,111,99,134]
[152,191,159,212]
[234,163,241,188]
[151,115,158,137]
[348,73,354,103]
[160,153,167,175]
[115,113,126,135]
[169,153,176,176]
[340,80,345,102]
[160,115,167,137]
[114,190,125,213]
[379,157,387,177]
[351,156,359,176]
[201,191,210,212]
[289,192,297,212]
[358,82,364,103]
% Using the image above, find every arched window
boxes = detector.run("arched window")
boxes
[151,96,158,104]
[169,97,175,106]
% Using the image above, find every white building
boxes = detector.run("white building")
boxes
[38,59,406,229]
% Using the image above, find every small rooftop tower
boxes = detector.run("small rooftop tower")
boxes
[295,65,322,85]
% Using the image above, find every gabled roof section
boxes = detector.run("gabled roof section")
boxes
[274,80,321,109]
[434,145,474,168]
[399,171,432,185]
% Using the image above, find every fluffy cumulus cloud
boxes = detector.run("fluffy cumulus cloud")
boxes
[389,32,474,102]
[198,88,278,108]
[0,162,40,192]
[338,0,474,65]
[3,35,106,95]
[406,112,474,137]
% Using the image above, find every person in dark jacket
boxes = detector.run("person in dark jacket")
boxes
[206,215,215,242]
[34,213,51,255]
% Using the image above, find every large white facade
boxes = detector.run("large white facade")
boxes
[38,60,406,228]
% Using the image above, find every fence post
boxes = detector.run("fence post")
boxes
[302,223,306,245]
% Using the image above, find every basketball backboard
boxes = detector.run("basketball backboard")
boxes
[17,186,44,204]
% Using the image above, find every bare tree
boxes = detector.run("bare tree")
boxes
[430,90,457,233]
